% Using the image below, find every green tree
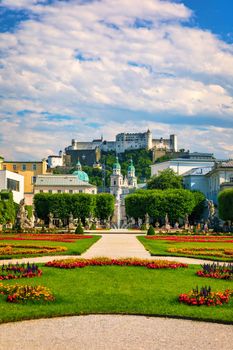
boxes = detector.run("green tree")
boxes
[189,191,206,223]
[95,193,115,222]
[125,193,148,221]
[147,169,183,190]
[71,193,95,225]
[34,193,52,222]
[218,189,233,223]
[125,189,196,224]
[0,191,16,225]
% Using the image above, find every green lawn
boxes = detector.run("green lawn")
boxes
[138,237,233,262]
[0,264,232,324]
[0,236,100,259]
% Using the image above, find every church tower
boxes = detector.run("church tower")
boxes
[127,159,137,188]
[110,157,123,196]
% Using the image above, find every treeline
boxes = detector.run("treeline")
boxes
[125,189,205,225]
[34,193,115,225]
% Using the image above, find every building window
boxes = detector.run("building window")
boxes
[69,190,73,194]
[32,164,37,171]
[22,164,26,171]
[230,177,233,183]
[7,178,20,192]
[57,190,62,193]
[92,190,95,194]
[48,190,53,193]
[79,190,83,193]
[40,190,43,193]
[13,164,17,171]
[31,176,36,184]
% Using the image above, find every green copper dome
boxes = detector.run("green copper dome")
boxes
[128,159,135,172]
[73,170,89,182]
[73,160,89,182]
[113,156,121,170]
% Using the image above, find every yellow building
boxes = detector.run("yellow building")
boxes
[0,157,3,170]
[3,159,48,204]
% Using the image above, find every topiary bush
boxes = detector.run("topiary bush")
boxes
[90,223,96,230]
[140,223,147,231]
[147,225,155,235]
[75,222,84,234]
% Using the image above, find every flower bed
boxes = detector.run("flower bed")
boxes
[146,235,233,243]
[167,247,233,258]
[45,257,188,269]
[0,283,55,303]
[0,262,42,280]
[0,234,93,243]
[179,286,232,306]
[0,243,67,256]
[196,263,233,280]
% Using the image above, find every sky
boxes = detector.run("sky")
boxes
[0,0,233,161]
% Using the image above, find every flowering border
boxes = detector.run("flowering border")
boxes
[0,243,67,256]
[146,235,233,243]
[0,234,93,243]
[196,263,233,280]
[0,262,42,280]
[167,247,233,258]
[179,287,232,306]
[0,283,55,303]
[45,257,188,269]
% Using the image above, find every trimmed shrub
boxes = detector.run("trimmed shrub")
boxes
[147,225,155,235]
[140,223,147,231]
[90,223,96,230]
[75,222,84,234]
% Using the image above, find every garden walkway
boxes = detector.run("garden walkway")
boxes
[0,233,228,265]
[0,315,232,350]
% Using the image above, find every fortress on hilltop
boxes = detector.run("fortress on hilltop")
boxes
[67,130,177,154]
[48,130,178,167]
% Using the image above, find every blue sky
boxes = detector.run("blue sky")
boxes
[175,0,233,43]
[0,0,233,160]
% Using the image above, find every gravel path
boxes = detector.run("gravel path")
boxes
[82,234,151,258]
[0,315,232,350]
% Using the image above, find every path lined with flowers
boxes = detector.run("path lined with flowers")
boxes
[0,233,229,265]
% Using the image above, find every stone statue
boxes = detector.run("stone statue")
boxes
[155,221,160,228]
[207,200,215,220]
[184,214,189,229]
[48,212,54,229]
[17,199,34,229]
[145,213,150,229]
[174,222,179,230]
[204,222,208,233]
[164,213,170,230]
[68,212,75,230]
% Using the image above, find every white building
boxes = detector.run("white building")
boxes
[206,160,233,204]
[0,170,24,203]
[47,155,63,168]
[110,158,137,197]
[182,160,233,205]
[151,153,215,176]
[34,162,97,195]
[183,167,213,197]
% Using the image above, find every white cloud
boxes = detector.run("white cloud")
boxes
[0,0,233,159]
